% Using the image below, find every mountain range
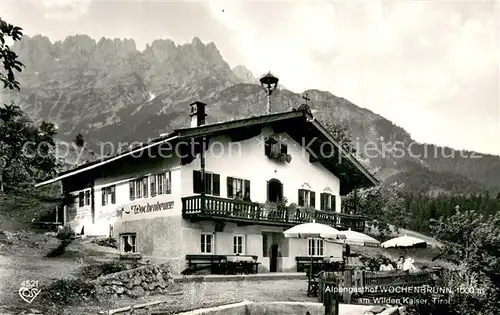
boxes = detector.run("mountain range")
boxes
[2,34,500,195]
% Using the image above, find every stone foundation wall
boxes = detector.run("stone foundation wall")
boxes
[93,263,174,298]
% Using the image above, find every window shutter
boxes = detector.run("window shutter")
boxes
[102,188,106,206]
[110,186,116,204]
[244,180,250,197]
[193,170,202,193]
[129,181,135,200]
[320,193,325,210]
[143,177,149,198]
[166,171,172,194]
[150,175,156,197]
[281,143,288,155]
[331,195,336,212]
[213,174,220,196]
[264,139,271,156]
[279,182,283,201]
[310,191,316,208]
[227,177,234,198]
[298,189,304,206]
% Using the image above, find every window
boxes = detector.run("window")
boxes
[129,181,135,200]
[193,170,220,196]
[298,189,315,208]
[264,135,287,157]
[227,177,250,198]
[308,238,324,256]
[320,193,336,211]
[121,234,137,253]
[201,233,213,253]
[155,170,171,196]
[129,177,147,200]
[135,178,142,199]
[233,235,245,254]
[129,171,171,201]
[101,185,116,206]
[85,190,91,206]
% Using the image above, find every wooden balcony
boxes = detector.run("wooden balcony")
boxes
[182,195,367,232]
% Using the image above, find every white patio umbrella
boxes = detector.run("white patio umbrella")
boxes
[283,221,341,239]
[283,221,341,297]
[337,228,380,247]
[381,234,427,249]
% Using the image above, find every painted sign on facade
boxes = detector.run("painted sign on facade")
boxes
[124,201,175,215]
[99,200,175,220]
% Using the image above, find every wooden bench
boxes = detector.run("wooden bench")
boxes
[185,254,226,274]
[296,256,325,273]
[30,221,63,231]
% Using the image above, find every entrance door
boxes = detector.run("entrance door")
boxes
[270,244,279,272]
[267,179,283,202]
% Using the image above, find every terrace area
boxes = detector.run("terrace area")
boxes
[182,195,367,231]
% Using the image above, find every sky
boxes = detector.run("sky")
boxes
[2,0,499,155]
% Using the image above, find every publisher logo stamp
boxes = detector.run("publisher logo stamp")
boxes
[19,280,40,304]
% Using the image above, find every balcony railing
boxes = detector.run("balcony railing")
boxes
[182,195,367,231]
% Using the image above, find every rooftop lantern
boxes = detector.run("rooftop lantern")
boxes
[259,71,279,114]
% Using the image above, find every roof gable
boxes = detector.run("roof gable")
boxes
[35,108,378,193]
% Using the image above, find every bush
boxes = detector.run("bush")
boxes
[40,278,96,306]
[56,226,75,241]
[91,237,117,248]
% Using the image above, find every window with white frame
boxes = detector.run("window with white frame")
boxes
[101,185,116,206]
[233,235,245,254]
[226,177,251,199]
[320,192,336,211]
[201,233,213,253]
[78,189,91,207]
[308,238,324,256]
[193,170,220,196]
[121,233,137,253]
[298,189,316,208]
[129,170,172,200]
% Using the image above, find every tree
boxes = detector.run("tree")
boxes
[0,18,59,191]
[419,210,500,315]
[0,18,24,90]
[343,182,407,239]
[322,120,356,154]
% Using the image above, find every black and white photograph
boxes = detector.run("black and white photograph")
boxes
[0,1,499,314]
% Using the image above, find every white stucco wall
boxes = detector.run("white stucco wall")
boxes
[180,127,341,211]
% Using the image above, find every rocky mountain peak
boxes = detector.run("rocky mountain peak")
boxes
[232,65,256,84]
[3,33,500,195]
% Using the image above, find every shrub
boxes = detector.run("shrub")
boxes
[91,237,117,248]
[40,278,96,306]
[46,239,71,258]
[56,226,75,241]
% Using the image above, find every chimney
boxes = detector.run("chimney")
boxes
[189,101,207,127]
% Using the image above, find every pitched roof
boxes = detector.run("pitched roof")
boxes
[35,108,378,193]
